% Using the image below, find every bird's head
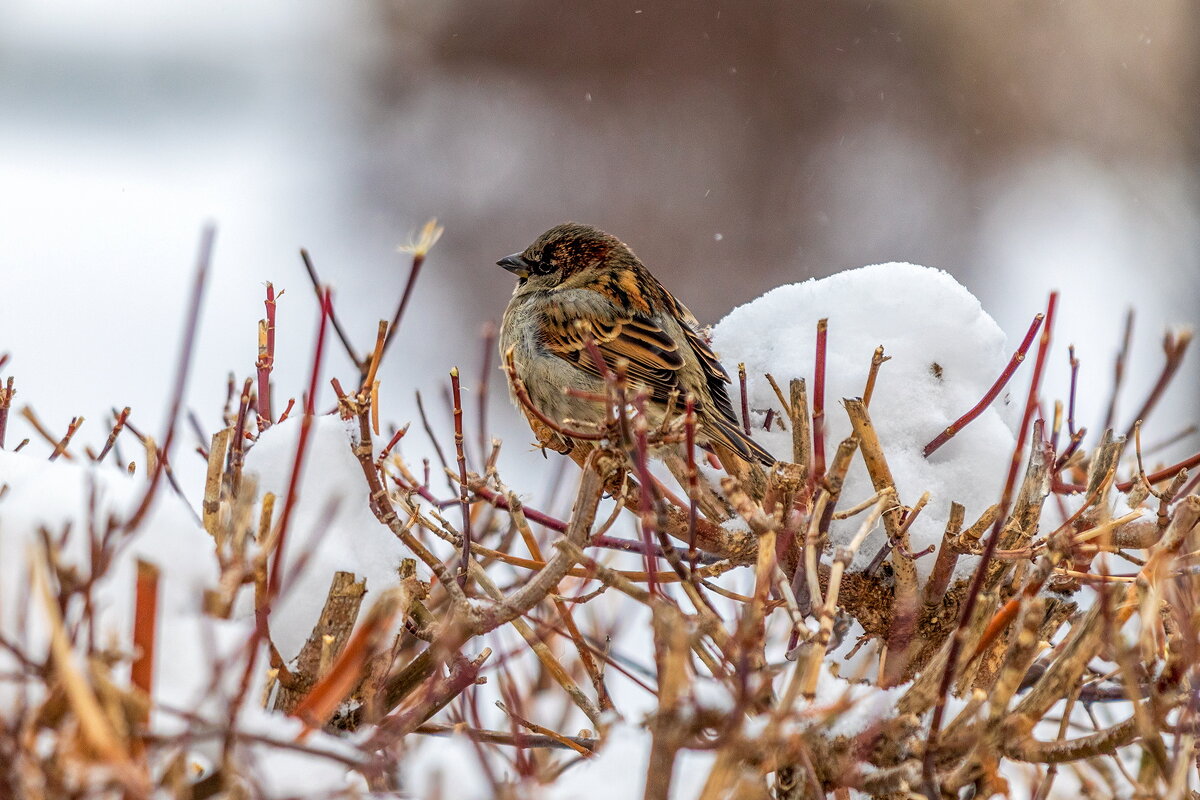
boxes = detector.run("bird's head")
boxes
[497,222,637,292]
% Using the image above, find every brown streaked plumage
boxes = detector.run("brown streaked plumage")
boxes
[496,223,774,475]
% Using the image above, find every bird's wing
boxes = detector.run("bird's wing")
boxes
[537,288,775,466]
[664,293,774,466]
[537,295,685,405]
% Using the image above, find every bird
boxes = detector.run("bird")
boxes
[496,222,774,483]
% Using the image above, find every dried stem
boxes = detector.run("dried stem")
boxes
[256,282,277,429]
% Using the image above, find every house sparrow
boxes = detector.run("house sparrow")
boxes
[497,222,774,479]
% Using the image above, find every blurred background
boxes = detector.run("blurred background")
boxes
[1,1,1198,488]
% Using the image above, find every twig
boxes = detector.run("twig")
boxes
[477,323,496,460]
[414,722,597,752]
[124,224,215,532]
[501,348,605,442]
[268,287,331,603]
[799,493,889,697]
[922,292,1056,791]
[379,219,443,371]
[0,376,15,450]
[96,407,130,463]
[1066,345,1079,437]
[450,368,472,589]
[813,319,828,481]
[1123,327,1192,442]
[845,398,918,686]
[20,407,73,458]
[131,559,160,724]
[924,310,1045,457]
[48,416,83,462]
[360,320,388,395]
[863,346,889,408]
[738,362,751,436]
[923,502,965,608]
[299,248,360,369]
[256,282,278,429]
[1101,308,1135,435]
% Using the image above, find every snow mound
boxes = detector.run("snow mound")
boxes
[713,262,1018,576]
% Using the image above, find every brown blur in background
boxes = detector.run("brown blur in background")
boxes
[2,1,1198,474]
[366,2,1199,316]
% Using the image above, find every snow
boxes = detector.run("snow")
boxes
[811,662,905,738]
[241,414,413,660]
[713,262,1020,577]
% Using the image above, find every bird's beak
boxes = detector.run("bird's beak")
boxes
[497,253,531,278]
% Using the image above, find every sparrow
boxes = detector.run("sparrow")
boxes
[497,222,774,480]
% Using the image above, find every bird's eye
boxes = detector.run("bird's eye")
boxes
[532,259,557,276]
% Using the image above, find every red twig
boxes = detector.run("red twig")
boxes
[377,424,410,466]
[300,249,360,369]
[276,398,296,424]
[268,287,331,603]
[629,392,659,595]
[812,318,828,482]
[478,323,497,459]
[1054,447,1200,495]
[380,224,440,371]
[124,224,214,533]
[923,311,1045,457]
[923,293,1056,790]
[48,416,84,462]
[470,483,566,531]
[256,282,278,430]
[451,367,473,589]
[1123,328,1192,442]
[120,416,201,526]
[96,407,130,464]
[131,559,160,721]
[1101,308,1134,435]
[1053,427,1088,474]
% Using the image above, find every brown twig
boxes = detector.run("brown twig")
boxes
[0,376,15,450]
[48,416,84,462]
[96,406,130,463]
[863,345,889,408]
[379,219,443,372]
[450,367,473,589]
[256,282,278,429]
[738,362,751,436]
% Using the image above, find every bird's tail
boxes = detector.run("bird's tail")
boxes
[705,417,773,501]
[709,415,775,467]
